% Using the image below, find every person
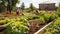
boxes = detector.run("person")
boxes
[16,9,19,15]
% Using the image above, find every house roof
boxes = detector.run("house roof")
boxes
[39,1,55,4]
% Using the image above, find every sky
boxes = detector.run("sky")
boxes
[16,0,60,8]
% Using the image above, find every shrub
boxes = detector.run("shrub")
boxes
[27,15,40,20]
[39,16,45,24]
[43,13,51,23]
[4,20,29,34]
[49,13,58,22]
[53,17,60,25]
[39,11,46,16]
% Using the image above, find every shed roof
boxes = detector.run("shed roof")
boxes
[39,1,55,4]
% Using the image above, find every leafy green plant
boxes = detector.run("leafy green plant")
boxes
[43,17,60,34]
[4,21,29,34]
[27,15,39,20]
[43,13,51,23]
[53,17,60,25]
[49,13,58,22]
[39,16,45,24]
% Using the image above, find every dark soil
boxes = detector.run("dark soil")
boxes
[27,19,47,34]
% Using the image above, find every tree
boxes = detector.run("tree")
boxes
[57,3,60,16]
[0,0,19,13]
[29,3,35,11]
[0,0,7,12]
[21,2,25,10]
[7,0,19,13]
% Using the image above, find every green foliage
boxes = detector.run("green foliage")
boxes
[0,11,59,34]
[49,13,58,22]
[7,0,19,13]
[57,3,60,16]
[27,15,40,20]
[57,8,60,16]
[0,0,7,12]
[39,16,45,24]
[29,3,35,11]
[3,17,29,34]
[54,17,60,25]
[39,11,46,16]
[40,12,58,23]
[0,6,3,12]
[1,0,7,6]
[43,17,60,34]
[0,0,19,13]
[43,13,51,23]
[4,21,28,34]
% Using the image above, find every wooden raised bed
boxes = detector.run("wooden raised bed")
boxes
[34,21,53,34]
[34,19,57,34]
[27,19,50,34]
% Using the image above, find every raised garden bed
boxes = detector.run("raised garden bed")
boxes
[0,19,55,34]
[28,19,47,34]
[34,19,57,34]
[34,21,53,34]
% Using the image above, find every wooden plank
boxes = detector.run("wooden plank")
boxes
[34,21,53,34]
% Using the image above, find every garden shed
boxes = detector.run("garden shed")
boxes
[39,2,56,10]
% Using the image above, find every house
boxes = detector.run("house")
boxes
[39,1,56,10]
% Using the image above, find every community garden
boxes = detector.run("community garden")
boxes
[0,10,60,34]
[0,0,60,34]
